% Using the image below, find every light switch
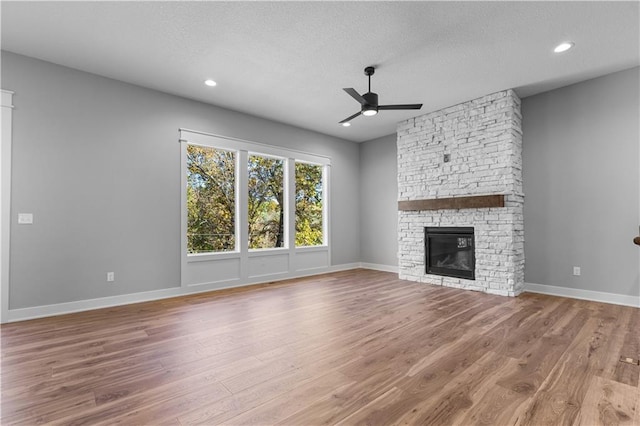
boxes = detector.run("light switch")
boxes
[18,213,33,224]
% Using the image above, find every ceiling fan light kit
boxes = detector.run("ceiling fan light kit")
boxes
[339,66,423,124]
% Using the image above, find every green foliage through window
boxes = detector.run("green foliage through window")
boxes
[295,162,323,246]
[186,145,235,253]
[248,155,284,249]
[186,144,325,254]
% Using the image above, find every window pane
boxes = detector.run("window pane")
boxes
[295,162,323,246]
[248,155,285,249]
[186,145,235,253]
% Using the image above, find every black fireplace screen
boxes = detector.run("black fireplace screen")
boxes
[425,227,475,280]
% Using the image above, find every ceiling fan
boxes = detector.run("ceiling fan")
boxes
[339,66,423,125]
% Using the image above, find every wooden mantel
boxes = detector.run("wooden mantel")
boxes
[398,194,505,211]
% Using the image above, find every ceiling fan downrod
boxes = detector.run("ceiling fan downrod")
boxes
[365,66,375,93]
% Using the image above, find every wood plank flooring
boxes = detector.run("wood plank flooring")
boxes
[1,269,638,425]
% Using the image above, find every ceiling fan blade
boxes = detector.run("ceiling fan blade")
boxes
[339,111,362,124]
[378,104,423,110]
[343,88,367,105]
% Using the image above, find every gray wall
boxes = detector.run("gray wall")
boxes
[522,67,639,297]
[2,51,360,309]
[359,133,397,267]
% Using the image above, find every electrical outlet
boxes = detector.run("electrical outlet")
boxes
[107,272,115,282]
[573,266,581,276]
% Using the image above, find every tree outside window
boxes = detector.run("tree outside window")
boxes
[186,145,235,253]
[187,145,324,254]
[248,155,285,249]
[295,162,323,246]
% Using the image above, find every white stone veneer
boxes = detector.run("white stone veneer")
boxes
[397,90,524,296]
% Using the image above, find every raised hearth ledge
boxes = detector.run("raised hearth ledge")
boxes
[398,194,505,211]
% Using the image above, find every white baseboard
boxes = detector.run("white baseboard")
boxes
[359,262,399,273]
[5,262,362,323]
[6,287,184,323]
[526,282,640,308]
[25,266,636,323]
[323,263,362,273]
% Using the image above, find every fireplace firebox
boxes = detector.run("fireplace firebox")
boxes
[425,227,475,280]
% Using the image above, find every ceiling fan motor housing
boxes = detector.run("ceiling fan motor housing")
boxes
[362,92,378,108]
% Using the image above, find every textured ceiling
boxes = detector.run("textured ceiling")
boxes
[2,1,639,142]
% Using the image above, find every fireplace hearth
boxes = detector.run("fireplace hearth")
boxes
[425,227,475,280]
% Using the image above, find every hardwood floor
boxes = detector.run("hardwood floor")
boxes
[1,269,638,425]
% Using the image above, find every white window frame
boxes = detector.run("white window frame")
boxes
[294,159,328,248]
[179,129,331,289]
[247,151,289,252]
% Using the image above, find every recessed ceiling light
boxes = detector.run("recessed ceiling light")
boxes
[342,122,351,127]
[204,79,217,87]
[554,42,574,53]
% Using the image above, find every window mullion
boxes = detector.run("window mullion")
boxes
[286,158,296,253]
[238,150,249,279]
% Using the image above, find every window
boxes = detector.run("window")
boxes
[295,162,323,246]
[248,154,285,249]
[181,130,330,269]
[186,144,236,254]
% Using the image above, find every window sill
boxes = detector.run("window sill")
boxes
[295,245,329,252]
[187,251,240,263]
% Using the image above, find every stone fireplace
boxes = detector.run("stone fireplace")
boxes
[397,90,524,296]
